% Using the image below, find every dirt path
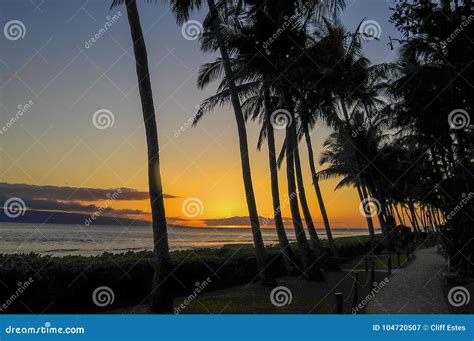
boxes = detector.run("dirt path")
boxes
[366,246,450,314]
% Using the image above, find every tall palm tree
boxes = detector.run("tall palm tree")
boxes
[112,0,171,313]
[171,0,274,284]
[279,85,325,280]
[243,0,343,273]
[194,77,302,276]
[194,0,334,278]
[309,19,400,237]
[295,98,338,255]
[303,125,336,254]
[318,120,379,247]
[262,88,298,274]
[293,137,323,253]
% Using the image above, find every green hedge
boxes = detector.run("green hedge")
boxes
[0,235,397,313]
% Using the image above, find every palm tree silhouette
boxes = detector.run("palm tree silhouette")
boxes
[318,114,382,246]
[112,0,171,312]
[195,66,300,275]
[170,0,275,284]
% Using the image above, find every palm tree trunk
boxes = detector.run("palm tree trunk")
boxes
[293,135,323,254]
[395,204,406,226]
[387,203,395,221]
[303,127,336,256]
[436,209,444,226]
[430,206,440,228]
[340,98,388,236]
[356,184,376,248]
[281,89,323,281]
[263,88,297,275]
[408,201,420,233]
[427,207,435,231]
[404,204,416,231]
[416,207,426,231]
[124,0,171,313]
[437,209,444,228]
[207,0,271,285]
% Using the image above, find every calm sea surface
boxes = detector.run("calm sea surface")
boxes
[0,223,376,256]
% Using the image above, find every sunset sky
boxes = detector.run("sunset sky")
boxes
[0,0,401,229]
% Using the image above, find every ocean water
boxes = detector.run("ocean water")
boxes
[0,223,375,256]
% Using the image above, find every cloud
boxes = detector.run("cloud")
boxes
[0,196,146,216]
[0,209,150,227]
[0,183,178,202]
[201,216,252,226]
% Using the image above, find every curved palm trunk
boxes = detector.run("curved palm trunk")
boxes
[124,0,171,313]
[404,204,417,232]
[375,195,388,234]
[340,98,388,237]
[293,136,323,254]
[207,0,271,285]
[356,184,376,248]
[303,127,337,256]
[430,206,440,229]
[394,204,405,226]
[408,201,420,234]
[427,207,435,231]
[282,90,324,281]
[263,89,297,275]
[416,207,426,232]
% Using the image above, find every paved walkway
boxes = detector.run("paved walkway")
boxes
[366,247,450,314]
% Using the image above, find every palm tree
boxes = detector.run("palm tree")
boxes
[293,136,323,253]
[262,88,299,274]
[318,120,378,247]
[238,0,328,279]
[243,0,344,273]
[302,125,337,254]
[283,89,322,280]
[171,0,274,284]
[112,0,171,313]
[311,20,401,236]
[295,96,338,255]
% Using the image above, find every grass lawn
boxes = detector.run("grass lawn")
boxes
[118,271,390,314]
